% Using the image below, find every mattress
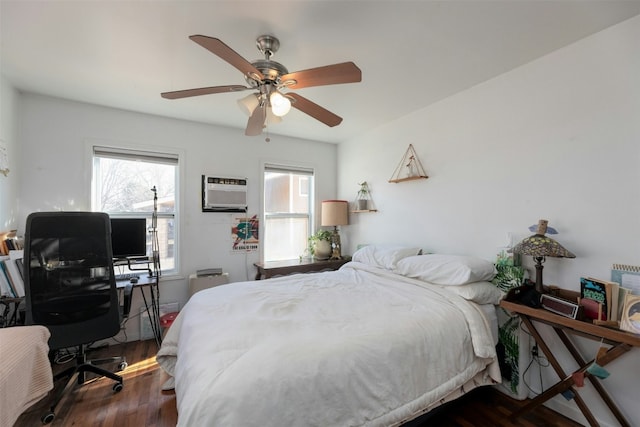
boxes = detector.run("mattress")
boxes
[157,261,501,426]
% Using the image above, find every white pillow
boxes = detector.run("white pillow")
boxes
[351,245,422,270]
[440,281,505,305]
[395,254,496,285]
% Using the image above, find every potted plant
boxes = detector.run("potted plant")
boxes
[308,229,332,260]
[356,181,370,211]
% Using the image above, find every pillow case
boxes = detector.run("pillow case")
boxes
[395,254,496,285]
[351,245,422,270]
[439,281,505,305]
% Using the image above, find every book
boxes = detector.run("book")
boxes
[0,256,14,297]
[580,297,604,321]
[611,264,640,296]
[619,294,640,335]
[587,277,620,321]
[3,250,25,297]
[0,258,17,297]
[4,238,15,250]
[580,277,609,321]
[617,287,632,321]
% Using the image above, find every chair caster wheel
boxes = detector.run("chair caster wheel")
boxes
[118,361,128,371]
[41,412,55,424]
[113,382,124,393]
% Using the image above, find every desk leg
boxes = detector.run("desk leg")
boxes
[512,316,599,426]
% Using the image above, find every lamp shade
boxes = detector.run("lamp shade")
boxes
[265,107,283,125]
[321,200,349,226]
[510,219,575,294]
[237,93,259,116]
[511,220,575,259]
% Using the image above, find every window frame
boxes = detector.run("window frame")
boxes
[90,143,182,277]
[262,162,315,262]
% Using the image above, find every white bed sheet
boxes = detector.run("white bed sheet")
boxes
[157,261,501,427]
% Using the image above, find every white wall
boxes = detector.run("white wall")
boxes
[338,15,640,427]
[16,93,337,339]
[0,75,20,230]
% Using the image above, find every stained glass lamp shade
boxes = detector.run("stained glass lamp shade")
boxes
[510,219,575,294]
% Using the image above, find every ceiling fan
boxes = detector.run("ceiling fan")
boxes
[161,35,362,136]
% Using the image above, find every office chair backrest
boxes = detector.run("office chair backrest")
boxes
[24,211,121,350]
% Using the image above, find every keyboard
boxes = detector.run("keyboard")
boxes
[115,273,140,281]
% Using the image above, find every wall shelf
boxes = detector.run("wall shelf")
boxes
[351,209,378,213]
[389,144,428,183]
[388,176,427,184]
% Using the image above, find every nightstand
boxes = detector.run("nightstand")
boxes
[500,298,640,427]
[254,257,351,280]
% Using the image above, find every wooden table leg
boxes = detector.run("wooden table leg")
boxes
[512,317,600,426]
[554,329,631,427]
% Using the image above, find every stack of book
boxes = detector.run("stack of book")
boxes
[0,230,22,256]
[611,264,640,335]
[579,276,636,329]
[0,250,25,298]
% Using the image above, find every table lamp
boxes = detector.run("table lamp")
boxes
[321,200,349,260]
[510,219,575,294]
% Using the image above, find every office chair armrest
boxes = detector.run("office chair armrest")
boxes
[121,283,134,320]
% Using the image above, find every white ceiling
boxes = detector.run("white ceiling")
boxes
[2,1,640,144]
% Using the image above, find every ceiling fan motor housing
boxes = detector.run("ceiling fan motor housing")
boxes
[246,59,288,86]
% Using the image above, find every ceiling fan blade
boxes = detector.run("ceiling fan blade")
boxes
[161,85,250,99]
[190,35,265,81]
[245,105,265,136]
[287,93,343,127]
[281,62,361,90]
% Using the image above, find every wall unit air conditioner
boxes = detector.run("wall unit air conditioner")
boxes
[202,175,247,212]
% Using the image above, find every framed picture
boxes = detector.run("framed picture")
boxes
[619,294,640,335]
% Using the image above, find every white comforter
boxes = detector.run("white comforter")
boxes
[157,262,501,427]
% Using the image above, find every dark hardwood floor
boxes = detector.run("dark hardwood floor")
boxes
[17,339,584,427]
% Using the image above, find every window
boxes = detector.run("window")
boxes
[92,146,179,275]
[263,164,314,261]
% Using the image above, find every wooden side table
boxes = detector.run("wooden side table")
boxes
[254,257,351,280]
[500,299,640,427]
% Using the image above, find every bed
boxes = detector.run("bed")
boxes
[0,325,54,427]
[157,247,503,427]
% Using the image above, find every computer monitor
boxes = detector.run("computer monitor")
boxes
[110,218,147,259]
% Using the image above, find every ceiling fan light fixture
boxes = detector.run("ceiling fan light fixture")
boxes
[161,34,362,136]
[265,107,283,125]
[237,93,259,116]
[270,91,291,117]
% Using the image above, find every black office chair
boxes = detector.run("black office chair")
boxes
[24,211,133,425]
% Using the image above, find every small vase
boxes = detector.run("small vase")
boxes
[313,240,331,260]
[357,199,368,211]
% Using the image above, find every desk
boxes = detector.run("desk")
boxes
[116,275,161,347]
[254,257,351,280]
[500,299,640,427]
